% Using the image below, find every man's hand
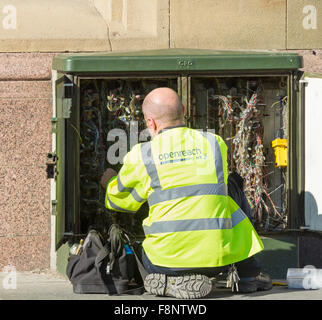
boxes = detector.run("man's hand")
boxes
[100,168,117,189]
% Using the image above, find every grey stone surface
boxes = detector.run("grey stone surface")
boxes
[1,271,322,300]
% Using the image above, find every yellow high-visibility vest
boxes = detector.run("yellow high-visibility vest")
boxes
[105,127,263,268]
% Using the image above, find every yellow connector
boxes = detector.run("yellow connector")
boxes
[271,139,288,168]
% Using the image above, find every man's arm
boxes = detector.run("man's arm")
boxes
[102,144,149,213]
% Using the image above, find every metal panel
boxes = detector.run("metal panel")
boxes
[288,72,303,229]
[256,234,298,279]
[55,75,66,248]
[65,75,79,236]
[54,74,79,247]
[52,49,303,73]
[179,76,191,127]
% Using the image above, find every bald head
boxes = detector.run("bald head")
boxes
[142,88,185,135]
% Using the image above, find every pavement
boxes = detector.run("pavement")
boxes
[0,270,322,301]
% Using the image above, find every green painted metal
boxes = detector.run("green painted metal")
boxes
[257,235,298,279]
[56,242,70,276]
[55,75,66,248]
[52,48,303,73]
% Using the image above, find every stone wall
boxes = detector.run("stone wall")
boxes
[1,0,321,52]
[0,54,54,270]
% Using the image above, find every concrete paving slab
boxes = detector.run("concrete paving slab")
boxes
[1,271,322,301]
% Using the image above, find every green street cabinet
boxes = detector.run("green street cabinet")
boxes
[50,49,322,278]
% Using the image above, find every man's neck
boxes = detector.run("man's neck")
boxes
[157,123,186,134]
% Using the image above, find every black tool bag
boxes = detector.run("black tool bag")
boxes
[66,224,147,295]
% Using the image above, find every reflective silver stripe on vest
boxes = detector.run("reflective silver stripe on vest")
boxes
[117,175,146,203]
[144,207,247,235]
[148,183,227,207]
[106,192,137,214]
[231,208,247,227]
[140,141,161,189]
[200,131,224,185]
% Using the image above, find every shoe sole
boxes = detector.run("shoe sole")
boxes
[144,273,213,299]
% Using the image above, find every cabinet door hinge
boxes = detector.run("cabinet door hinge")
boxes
[46,152,58,179]
[51,200,58,216]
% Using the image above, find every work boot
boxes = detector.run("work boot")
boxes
[144,273,213,299]
[238,272,273,293]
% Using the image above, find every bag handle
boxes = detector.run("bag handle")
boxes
[95,244,109,268]
[95,225,148,280]
[122,231,148,281]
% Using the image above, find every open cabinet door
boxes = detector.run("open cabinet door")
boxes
[54,75,67,248]
[53,75,76,248]
[302,73,322,231]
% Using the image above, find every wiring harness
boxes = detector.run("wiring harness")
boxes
[78,79,176,236]
[207,80,288,231]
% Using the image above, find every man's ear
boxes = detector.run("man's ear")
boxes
[146,117,157,131]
